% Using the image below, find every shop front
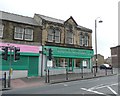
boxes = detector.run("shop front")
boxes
[43,46,94,75]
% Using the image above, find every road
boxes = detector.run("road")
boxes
[2,74,119,95]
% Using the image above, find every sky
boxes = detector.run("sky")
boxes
[0,0,119,58]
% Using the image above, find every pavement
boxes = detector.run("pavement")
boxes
[1,68,118,90]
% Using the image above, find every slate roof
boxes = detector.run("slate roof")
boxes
[0,11,39,26]
[35,14,64,24]
[36,14,92,32]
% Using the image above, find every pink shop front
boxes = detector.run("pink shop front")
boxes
[0,43,41,79]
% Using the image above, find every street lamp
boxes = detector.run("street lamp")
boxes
[95,17,103,73]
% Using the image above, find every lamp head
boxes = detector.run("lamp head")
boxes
[99,20,103,23]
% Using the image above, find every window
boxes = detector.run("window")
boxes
[80,33,83,46]
[14,27,33,41]
[48,28,54,42]
[0,25,4,38]
[53,58,67,68]
[14,27,24,40]
[66,24,73,44]
[84,34,89,46]
[55,29,60,43]
[25,28,33,41]
[47,27,61,43]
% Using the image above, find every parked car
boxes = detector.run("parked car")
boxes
[99,64,112,69]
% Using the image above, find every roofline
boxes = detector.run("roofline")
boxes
[1,10,40,26]
[110,45,120,49]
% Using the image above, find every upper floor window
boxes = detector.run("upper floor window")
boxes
[25,28,33,41]
[14,27,24,40]
[79,32,89,46]
[55,29,60,43]
[0,25,4,38]
[14,27,33,41]
[80,33,84,46]
[66,24,73,44]
[47,27,61,43]
[48,28,54,42]
[84,34,89,46]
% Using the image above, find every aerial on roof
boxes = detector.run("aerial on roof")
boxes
[0,11,39,26]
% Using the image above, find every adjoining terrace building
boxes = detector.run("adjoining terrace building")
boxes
[0,11,42,78]
[0,10,94,78]
[34,14,94,76]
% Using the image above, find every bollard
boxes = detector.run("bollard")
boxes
[81,68,83,78]
[66,68,68,80]
[48,69,50,83]
[105,68,107,76]
[4,72,6,88]
[111,67,113,74]
[94,67,96,77]
[8,75,11,87]
[44,69,47,83]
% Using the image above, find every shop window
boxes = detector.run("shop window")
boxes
[52,58,67,68]
[0,24,4,38]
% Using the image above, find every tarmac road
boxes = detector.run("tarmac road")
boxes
[2,74,119,95]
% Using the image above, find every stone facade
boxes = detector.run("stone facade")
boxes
[2,20,42,46]
[34,14,92,49]
[92,54,104,66]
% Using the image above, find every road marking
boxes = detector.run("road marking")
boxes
[107,86,117,95]
[63,84,68,86]
[81,88,104,94]
[81,83,118,95]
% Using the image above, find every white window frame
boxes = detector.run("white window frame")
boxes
[47,28,54,42]
[0,24,4,38]
[24,28,33,41]
[84,35,89,46]
[80,33,83,46]
[55,29,60,43]
[14,27,24,40]
[66,31,73,44]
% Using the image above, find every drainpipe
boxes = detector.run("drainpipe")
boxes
[41,45,44,77]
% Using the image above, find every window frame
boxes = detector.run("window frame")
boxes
[24,28,33,41]
[14,26,24,40]
[0,24,4,38]
[66,25,73,44]
[47,27,54,42]
[54,28,61,43]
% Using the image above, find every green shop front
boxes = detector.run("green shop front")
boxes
[43,46,94,75]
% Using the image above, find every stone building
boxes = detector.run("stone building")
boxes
[0,10,94,78]
[111,45,120,68]
[0,11,42,78]
[34,14,94,76]
[92,54,104,66]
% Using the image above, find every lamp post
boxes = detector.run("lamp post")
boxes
[95,17,103,73]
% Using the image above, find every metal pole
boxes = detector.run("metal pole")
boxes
[48,69,50,83]
[95,20,97,73]
[4,72,6,88]
[8,46,12,87]
[66,68,68,80]
[45,55,48,83]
